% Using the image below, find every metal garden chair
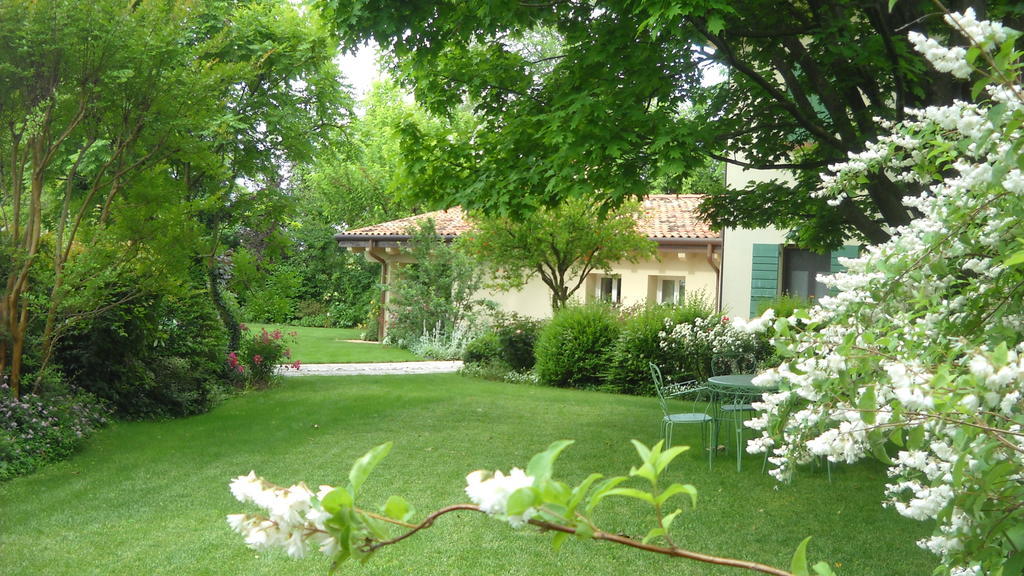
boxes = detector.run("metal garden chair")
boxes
[649,362,714,469]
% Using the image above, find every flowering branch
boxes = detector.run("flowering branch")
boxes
[227,441,829,575]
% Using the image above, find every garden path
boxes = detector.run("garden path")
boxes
[280,361,462,376]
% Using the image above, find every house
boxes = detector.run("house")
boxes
[334,191,861,337]
[334,195,722,337]
[718,164,861,317]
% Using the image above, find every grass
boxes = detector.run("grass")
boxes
[0,375,936,576]
[247,323,422,364]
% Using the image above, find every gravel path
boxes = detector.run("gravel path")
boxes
[280,361,463,377]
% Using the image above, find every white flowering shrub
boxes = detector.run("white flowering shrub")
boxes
[749,9,1024,576]
[658,314,775,381]
[228,441,827,576]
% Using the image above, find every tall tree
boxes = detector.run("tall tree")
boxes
[0,0,348,396]
[320,0,1024,248]
[461,199,655,310]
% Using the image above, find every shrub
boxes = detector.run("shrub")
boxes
[408,320,480,360]
[534,303,620,389]
[464,331,503,366]
[0,380,109,481]
[755,293,810,318]
[602,302,715,395]
[55,287,230,419]
[386,220,490,347]
[231,326,297,389]
[242,265,302,323]
[494,315,542,371]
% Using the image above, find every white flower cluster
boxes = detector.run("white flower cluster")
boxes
[659,314,773,377]
[465,468,536,528]
[226,472,339,558]
[751,11,1024,575]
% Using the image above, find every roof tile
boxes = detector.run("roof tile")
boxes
[340,195,717,240]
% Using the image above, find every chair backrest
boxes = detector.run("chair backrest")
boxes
[648,362,672,417]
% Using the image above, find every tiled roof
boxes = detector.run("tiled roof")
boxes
[339,195,718,241]
[342,207,472,237]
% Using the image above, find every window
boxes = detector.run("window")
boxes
[657,277,686,304]
[782,248,831,301]
[596,276,622,303]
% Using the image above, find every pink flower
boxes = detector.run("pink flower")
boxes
[291,360,301,370]
[253,355,263,365]
[271,330,282,340]
[236,365,245,373]
[239,323,248,331]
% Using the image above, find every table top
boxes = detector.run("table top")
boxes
[706,374,778,392]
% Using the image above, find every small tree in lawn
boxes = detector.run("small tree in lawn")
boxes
[462,199,655,311]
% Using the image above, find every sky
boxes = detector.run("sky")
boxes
[336,42,382,101]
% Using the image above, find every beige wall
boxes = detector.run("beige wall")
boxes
[480,248,720,319]
[720,226,788,318]
[721,163,792,319]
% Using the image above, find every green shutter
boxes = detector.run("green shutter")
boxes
[750,244,780,317]
[830,245,860,273]
[828,245,861,296]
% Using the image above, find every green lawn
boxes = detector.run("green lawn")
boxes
[247,323,422,364]
[0,375,935,576]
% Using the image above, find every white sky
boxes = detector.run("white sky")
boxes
[336,42,381,101]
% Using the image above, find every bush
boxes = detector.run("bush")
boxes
[0,380,109,481]
[464,331,503,366]
[230,326,297,389]
[55,287,230,419]
[602,302,715,396]
[755,293,810,318]
[534,303,620,389]
[242,265,302,323]
[495,315,542,371]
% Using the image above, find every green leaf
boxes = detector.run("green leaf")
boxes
[662,509,682,532]
[382,495,414,522]
[812,561,837,576]
[575,522,595,540]
[551,531,569,551]
[630,439,653,463]
[656,483,698,507]
[791,536,813,576]
[655,445,690,474]
[349,442,393,496]
[858,385,876,425]
[568,473,603,511]
[321,488,353,515]
[604,487,656,504]
[585,476,628,512]
[527,440,575,482]
[1005,523,1024,549]
[642,526,666,545]
[506,486,537,516]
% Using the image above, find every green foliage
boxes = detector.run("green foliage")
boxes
[603,302,715,396]
[534,303,620,389]
[387,220,490,347]
[463,199,655,310]
[240,264,303,323]
[464,331,504,366]
[495,315,543,371]
[315,0,1024,248]
[0,380,109,481]
[233,326,296,389]
[54,286,229,420]
[756,293,811,318]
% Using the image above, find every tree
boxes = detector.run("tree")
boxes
[320,0,1023,249]
[748,10,1024,575]
[0,0,348,397]
[386,220,488,347]
[462,199,655,311]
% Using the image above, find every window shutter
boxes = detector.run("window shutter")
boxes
[750,244,780,317]
[830,245,860,273]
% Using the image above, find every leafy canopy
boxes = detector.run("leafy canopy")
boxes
[319,0,1024,248]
